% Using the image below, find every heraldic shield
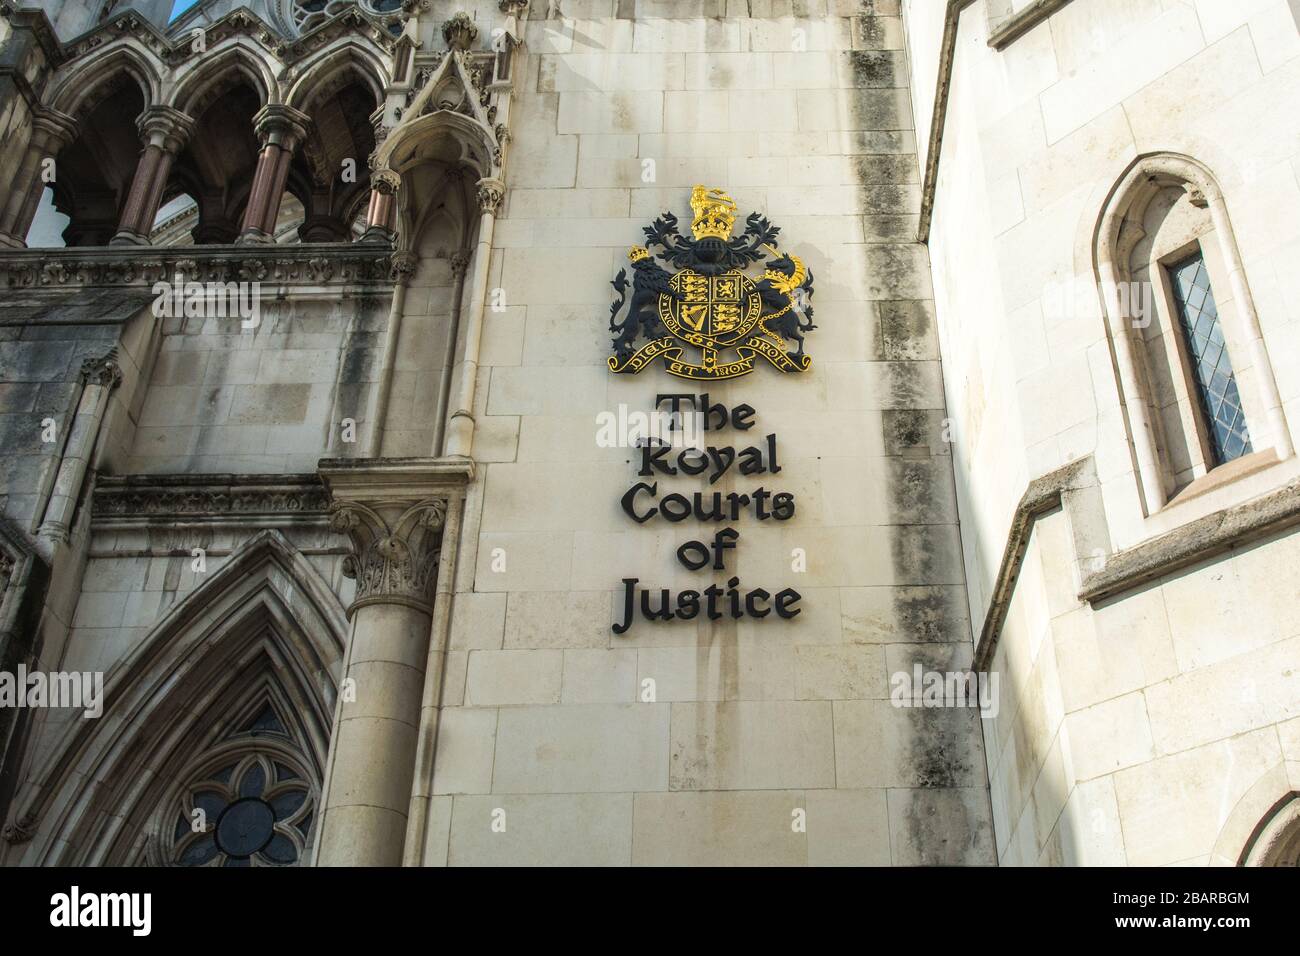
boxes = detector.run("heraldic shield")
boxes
[607,185,817,380]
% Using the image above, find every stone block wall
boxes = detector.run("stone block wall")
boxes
[416,0,994,865]
[904,0,1300,865]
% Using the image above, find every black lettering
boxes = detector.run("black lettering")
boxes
[745,588,771,617]
[638,441,675,477]
[774,588,802,619]
[706,446,735,484]
[676,590,700,620]
[676,539,711,571]
[703,583,724,620]
[612,578,637,634]
[621,482,658,523]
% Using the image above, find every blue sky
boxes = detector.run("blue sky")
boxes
[170,0,200,21]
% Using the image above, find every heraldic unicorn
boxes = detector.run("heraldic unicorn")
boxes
[607,186,817,380]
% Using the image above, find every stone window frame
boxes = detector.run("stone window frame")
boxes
[1128,203,1252,490]
[1241,793,1300,866]
[1094,153,1294,517]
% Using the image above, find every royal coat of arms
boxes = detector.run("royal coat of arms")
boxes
[607,186,817,380]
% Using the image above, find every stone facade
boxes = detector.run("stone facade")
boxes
[907,0,1300,865]
[0,0,1293,867]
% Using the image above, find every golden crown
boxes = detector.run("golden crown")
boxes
[689,185,737,241]
[628,245,651,263]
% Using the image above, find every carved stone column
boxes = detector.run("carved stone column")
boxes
[238,104,311,244]
[442,177,504,458]
[111,107,196,246]
[38,350,123,545]
[360,167,401,244]
[314,458,472,866]
[0,108,78,249]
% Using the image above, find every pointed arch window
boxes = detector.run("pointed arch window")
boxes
[1094,154,1293,513]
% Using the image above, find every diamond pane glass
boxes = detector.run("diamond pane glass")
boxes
[1167,253,1252,466]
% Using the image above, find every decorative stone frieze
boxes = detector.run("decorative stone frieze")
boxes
[93,475,331,527]
[0,245,395,291]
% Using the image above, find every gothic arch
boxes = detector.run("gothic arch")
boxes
[1,531,346,866]
[47,41,162,118]
[1090,151,1293,513]
[168,39,278,117]
[1241,792,1300,866]
[285,39,391,114]
[406,166,476,255]
[379,110,496,181]
[1210,764,1300,866]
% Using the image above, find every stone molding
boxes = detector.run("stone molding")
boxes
[1079,476,1300,604]
[137,106,196,154]
[92,474,331,528]
[442,12,479,52]
[987,0,1074,50]
[252,103,312,151]
[918,0,974,244]
[974,455,1300,670]
[476,177,505,215]
[972,457,1103,671]
[0,243,396,291]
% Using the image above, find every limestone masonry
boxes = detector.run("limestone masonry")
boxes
[0,0,1296,867]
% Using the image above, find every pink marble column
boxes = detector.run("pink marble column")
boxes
[237,104,311,244]
[360,168,400,243]
[111,107,196,246]
[0,108,78,249]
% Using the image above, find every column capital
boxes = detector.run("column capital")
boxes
[252,103,312,152]
[137,106,196,154]
[329,498,446,615]
[319,458,473,617]
[450,250,471,277]
[476,177,505,215]
[30,107,79,151]
[499,0,530,13]
[390,251,418,280]
[79,348,123,390]
[372,167,401,196]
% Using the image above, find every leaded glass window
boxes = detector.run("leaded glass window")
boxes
[1167,252,1252,465]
